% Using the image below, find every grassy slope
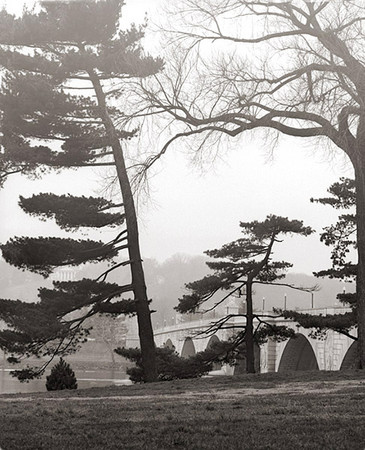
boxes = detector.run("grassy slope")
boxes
[0,371,364,450]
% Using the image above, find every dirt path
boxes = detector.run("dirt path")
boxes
[0,379,363,403]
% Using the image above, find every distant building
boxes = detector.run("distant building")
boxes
[50,267,79,282]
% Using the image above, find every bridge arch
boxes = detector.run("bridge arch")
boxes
[340,341,359,370]
[206,335,221,371]
[164,339,175,350]
[206,335,220,350]
[181,337,196,358]
[278,333,319,372]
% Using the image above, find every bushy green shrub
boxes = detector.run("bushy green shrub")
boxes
[115,346,213,383]
[46,358,78,391]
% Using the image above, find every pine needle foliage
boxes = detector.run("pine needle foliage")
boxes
[19,194,125,230]
[282,179,358,343]
[117,346,213,383]
[176,215,314,373]
[46,358,77,391]
[0,0,162,382]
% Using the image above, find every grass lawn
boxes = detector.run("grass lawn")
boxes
[0,371,364,450]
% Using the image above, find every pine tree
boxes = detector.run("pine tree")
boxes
[282,179,358,345]
[116,346,213,383]
[46,358,77,391]
[0,1,163,382]
[176,215,313,373]
[0,192,144,381]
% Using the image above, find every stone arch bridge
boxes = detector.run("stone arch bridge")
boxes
[126,307,357,373]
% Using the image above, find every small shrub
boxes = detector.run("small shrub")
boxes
[46,358,78,391]
[115,346,213,383]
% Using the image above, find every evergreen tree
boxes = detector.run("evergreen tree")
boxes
[46,358,77,391]
[0,192,142,381]
[282,179,358,344]
[116,346,213,383]
[176,215,313,373]
[0,1,163,381]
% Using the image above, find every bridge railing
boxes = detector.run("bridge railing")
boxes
[153,306,352,335]
[154,317,226,336]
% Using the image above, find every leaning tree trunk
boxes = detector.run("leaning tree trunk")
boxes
[245,278,255,373]
[112,145,157,381]
[89,71,157,382]
[354,136,365,370]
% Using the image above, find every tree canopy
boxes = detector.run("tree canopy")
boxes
[177,215,313,373]
[0,0,162,183]
[0,0,163,381]
[0,191,139,379]
[282,178,358,344]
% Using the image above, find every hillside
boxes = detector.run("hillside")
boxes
[0,255,354,326]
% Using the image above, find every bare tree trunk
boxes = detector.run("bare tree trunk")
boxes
[89,71,157,382]
[354,154,365,369]
[245,279,255,373]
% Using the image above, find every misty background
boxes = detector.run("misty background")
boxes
[0,0,355,328]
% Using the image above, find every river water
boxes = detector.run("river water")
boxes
[0,368,131,394]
